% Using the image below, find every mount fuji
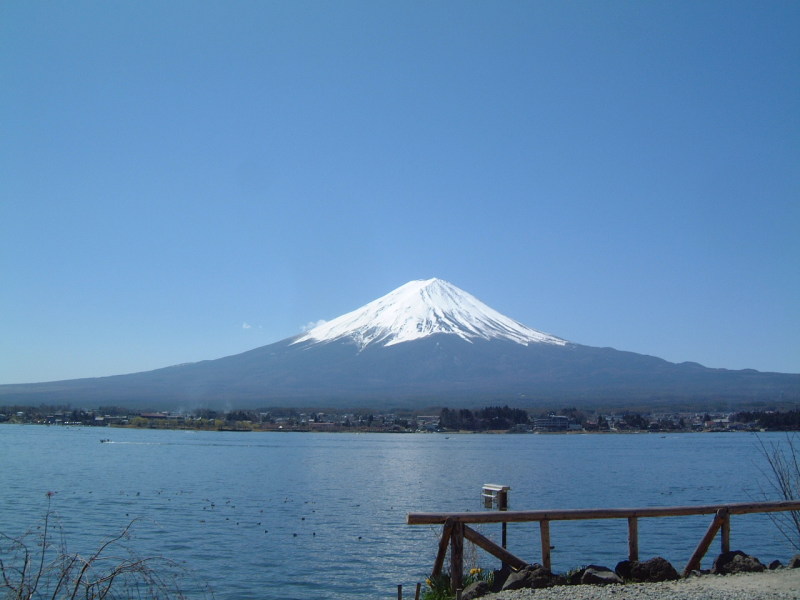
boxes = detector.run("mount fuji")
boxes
[294,278,567,349]
[1,278,798,410]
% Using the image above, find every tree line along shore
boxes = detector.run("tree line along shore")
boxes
[2,404,799,433]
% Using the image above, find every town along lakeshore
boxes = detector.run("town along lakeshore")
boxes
[0,426,795,600]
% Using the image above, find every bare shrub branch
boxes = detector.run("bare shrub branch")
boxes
[756,433,800,550]
[0,496,211,600]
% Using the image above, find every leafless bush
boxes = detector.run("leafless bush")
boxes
[756,433,800,550]
[1,494,208,600]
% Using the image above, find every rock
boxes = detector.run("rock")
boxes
[712,550,766,574]
[501,565,537,591]
[501,564,563,590]
[580,564,624,585]
[461,580,490,600]
[566,567,584,585]
[615,557,679,582]
[789,555,800,569]
[490,564,513,592]
[615,560,634,580]
[769,559,783,570]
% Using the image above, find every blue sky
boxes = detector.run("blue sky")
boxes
[2,1,798,384]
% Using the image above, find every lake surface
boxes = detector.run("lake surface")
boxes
[1,426,797,599]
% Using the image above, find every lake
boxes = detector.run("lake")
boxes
[0,426,796,599]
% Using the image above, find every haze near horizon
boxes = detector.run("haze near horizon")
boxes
[1,1,798,384]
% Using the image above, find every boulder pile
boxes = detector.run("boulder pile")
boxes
[458,551,800,599]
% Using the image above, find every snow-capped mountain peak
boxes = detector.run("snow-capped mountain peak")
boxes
[292,278,568,350]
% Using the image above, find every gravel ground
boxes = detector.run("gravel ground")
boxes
[480,569,800,600]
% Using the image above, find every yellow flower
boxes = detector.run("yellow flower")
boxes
[469,568,482,575]
[425,579,432,586]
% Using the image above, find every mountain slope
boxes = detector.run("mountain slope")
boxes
[0,279,798,410]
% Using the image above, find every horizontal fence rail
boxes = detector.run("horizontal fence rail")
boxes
[407,500,800,591]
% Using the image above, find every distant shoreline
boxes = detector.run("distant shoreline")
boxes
[4,405,798,433]
[0,422,773,435]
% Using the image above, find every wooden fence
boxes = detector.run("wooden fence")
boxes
[407,500,800,590]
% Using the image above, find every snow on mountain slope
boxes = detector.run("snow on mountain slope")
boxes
[292,278,568,350]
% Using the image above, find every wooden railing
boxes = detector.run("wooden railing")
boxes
[407,500,800,590]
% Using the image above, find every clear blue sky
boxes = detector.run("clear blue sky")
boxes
[2,1,798,384]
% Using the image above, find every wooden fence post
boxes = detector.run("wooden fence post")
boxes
[450,521,464,592]
[721,512,730,553]
[539,520,551,571]
[499,488,508,551]
[628,516,639,561]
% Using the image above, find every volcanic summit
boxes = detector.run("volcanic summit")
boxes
[294,278,567,349]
